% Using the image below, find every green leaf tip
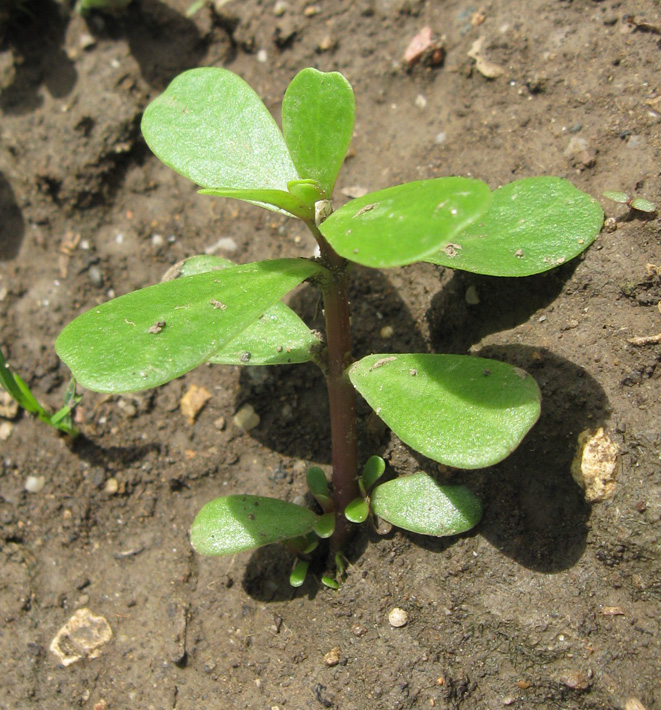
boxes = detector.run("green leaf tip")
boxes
[306,466,330,498]
[321,576,340,590]
[425,177,603,276]
[314,512,335,539]
[190,494,319,556]
[349,354,541,469]
[344,497,369,524]
[282,68,355,198]
[320,177,492,268]
[290,559,310,588]
[361,455,386,492]
[370,472,483,537]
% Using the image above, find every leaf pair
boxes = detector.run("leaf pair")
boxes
[55,258,322,393]
[318,176,604,273]
[141,67,355,215]
[190,469,482,559]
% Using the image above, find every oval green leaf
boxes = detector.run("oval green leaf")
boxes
[314,512,336,539]
[198,187,311,219]
[141,67,299,202]
[630,197,655,213]
[191,494,319,556]
[56,259,321,393]
[424,177,603,276]
[290,559,310,588]
[370,472,483,536]
[306,465,330,498]
[361,455,386,493]
[602,190,629,204]
[344,497,369,524]
[321,576,340,590]
[349,354,541,469]
[282,68,355,198]
[319,178,492,268]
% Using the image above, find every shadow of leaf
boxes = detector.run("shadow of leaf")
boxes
[0,173,25,260]
[0,0,77,115]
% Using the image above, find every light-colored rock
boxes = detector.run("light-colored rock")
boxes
[180,385,212,425]
[50,608,113,666]
[25,476,45,493]
[388,607,409,628]
[233,404,260,432]
[571,427,619,502]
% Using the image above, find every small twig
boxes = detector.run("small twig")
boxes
[627,333,661,346]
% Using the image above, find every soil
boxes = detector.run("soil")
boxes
[1,0,660,708]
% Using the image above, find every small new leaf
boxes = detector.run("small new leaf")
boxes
[344,497,369,524]
[314,512,335,539]
[282,68,355,198]
[306,465,330,498]
[361,455,386,493]
[290,559,310,588]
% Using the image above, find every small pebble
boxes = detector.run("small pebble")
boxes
[435,132,447,144]
[351,623,368,637]
[0,421,14,440]
[465,285,480,305]
[88,266,104,287]
[0,391,19,418]
[603,217,617,233]
[25,476,45,493]
[205,236,237,254]
[273,0,288,15]
[323,647,341,667]
[151,234,165,248]
[380,325,394,338]
[79,32,96,50]
[234,404,260,432]
[415,94,427,109]
[104,477,119,495]
[256,49,268,63]
[214,416,226,431]
[388,607,409,628]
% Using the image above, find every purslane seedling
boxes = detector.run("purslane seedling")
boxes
[55,67,603,587]
[603,190,656,215]
[0,346,80,437]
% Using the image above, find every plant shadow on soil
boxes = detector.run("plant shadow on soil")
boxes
[0,172,25,259]
[237,262,609,599]
[0,0,77,114]
[82,0,210,89]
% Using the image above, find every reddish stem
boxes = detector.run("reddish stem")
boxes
[309,223,360,556]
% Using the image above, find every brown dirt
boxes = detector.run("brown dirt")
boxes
[1,0,660,708]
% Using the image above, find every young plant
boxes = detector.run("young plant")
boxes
[1,346,80,437]
[55,67,603,587]
[603,190,656,214]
